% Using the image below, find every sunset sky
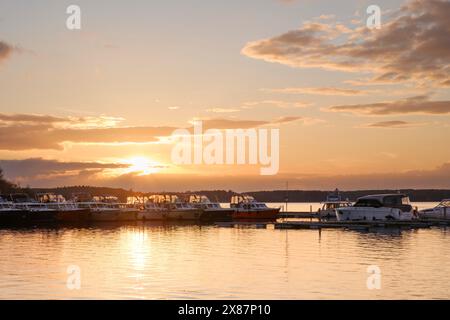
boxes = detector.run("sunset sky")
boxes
[0,0,449,191]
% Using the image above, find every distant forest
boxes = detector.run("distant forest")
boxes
[1,167,449,202]
[17,186,450,203]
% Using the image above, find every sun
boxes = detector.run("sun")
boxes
[124,156,162,176]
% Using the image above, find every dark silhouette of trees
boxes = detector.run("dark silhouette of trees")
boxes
[0,167,16,194]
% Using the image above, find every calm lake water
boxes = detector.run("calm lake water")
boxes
[0,202,449,300]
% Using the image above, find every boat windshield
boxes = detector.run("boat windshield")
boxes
[354,199,382,208]
[383,195,410,206]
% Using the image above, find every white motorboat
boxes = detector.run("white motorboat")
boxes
[336,193,416,221]
[0,195,29,224]
[36,193,90,222]
[188,195,233,221]
[317,189,352,218]
[152,195,202,220]
[75,195,137,221]
[8,193,57,222]
[419,199,450,219]
[129,196,169,220]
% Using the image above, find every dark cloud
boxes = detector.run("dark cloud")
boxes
[0,123,177,150]
[329,95,450,115]
[242,0,450,87]
[200,117,304,129]
[0,113,306,150]
[0,113,66,124]
[0,158,128,182]
[364,120,421,128]
[0,41,14,63]
[4,161,450,191]
[267,87,368,96]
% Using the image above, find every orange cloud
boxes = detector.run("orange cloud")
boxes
[0,113,307,150]
[329,95,450,115]
[267,87,368,96]
[242,0,450,87]
[363,120,426,128]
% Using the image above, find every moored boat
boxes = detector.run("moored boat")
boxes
[419,199,450,220]
[317,189,352,219]
[153,195,202,220]
[336,193,417,221]
[188,195,233,222]
[73,195,138,222]
[73,195,120,222]
[129,196,169,221]
[0,195,29,225]
[9,193,57,223]
[230,195,280,220]
[36,193,90,223]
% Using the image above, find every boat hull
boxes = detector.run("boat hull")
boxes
[88,210,122,222]
[116,210,139,221]
[0,210,29,225]
[336,207,415,221]
[166,209,202,220]
[232,208,280,220]
[26,210,57,223]
[55,209,91,222]
[137,210,168,220]
[419,208,450,220]
[199,209,234,222]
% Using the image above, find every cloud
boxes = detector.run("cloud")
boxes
[363,120,425,128]
[0,113,310,150]
[199,116,307,130]
[0,158,129,184]
[242,100,309,109]
[0,113,66,124]
[329,95,450,115]
[272,116,303,124]
[0,41,14,63]
[0,113,178,150]
[4,160,450,191]
[242,0,450,87]
[0,113,124,128]
[206,108,241,113]
[267,87,368,96]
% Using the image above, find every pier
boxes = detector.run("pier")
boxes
[274,218,450,230]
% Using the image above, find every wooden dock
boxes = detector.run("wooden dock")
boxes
[277,211,318,219]
[275,219,450,230]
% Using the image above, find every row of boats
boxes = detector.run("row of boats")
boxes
[0,193,281,225]
[1,189,448,226]
[317,191,450,221]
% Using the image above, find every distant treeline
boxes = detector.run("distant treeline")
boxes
[20,187,450,202]
[0,168,16,194]
[1,167,449,202]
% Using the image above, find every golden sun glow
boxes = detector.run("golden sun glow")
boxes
[124,156,162,176]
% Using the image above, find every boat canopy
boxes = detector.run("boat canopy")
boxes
[189,195,211,203]
[149,194,181,204]
[354,194,411,210]
[36,193,66,203]
[231,195,257,205]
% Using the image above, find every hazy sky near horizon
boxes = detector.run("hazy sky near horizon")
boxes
[0,0,449,191]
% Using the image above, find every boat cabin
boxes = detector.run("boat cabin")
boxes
[320,201,352,211]
[354,194,412,212]
[230,195,269,210]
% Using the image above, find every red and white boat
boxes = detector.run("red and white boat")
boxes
[230,195,280,220]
